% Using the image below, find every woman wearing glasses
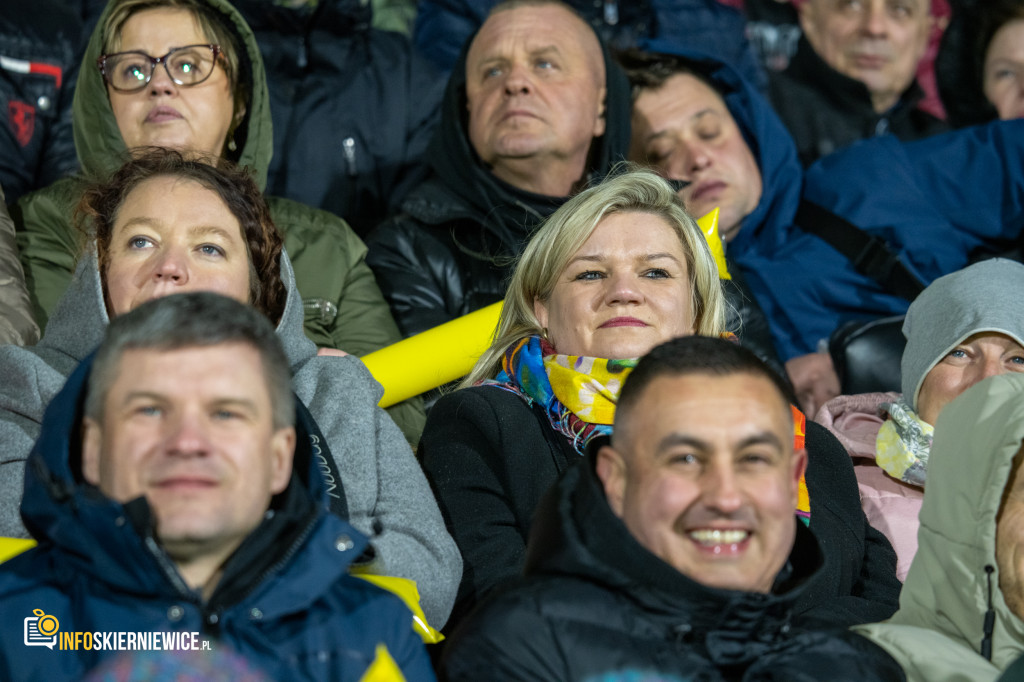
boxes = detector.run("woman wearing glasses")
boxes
[12,0,425,445]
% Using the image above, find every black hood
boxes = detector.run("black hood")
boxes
[425,20,632,251]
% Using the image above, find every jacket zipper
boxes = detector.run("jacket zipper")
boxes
[343,137,357,177]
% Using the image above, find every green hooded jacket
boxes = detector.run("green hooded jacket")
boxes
[12,0,423,443]
[855,373,1024,681]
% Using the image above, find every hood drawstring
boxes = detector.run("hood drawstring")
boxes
[982,564,996,661]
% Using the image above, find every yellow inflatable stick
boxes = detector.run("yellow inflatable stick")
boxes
[0,537,35,564]
[361,210,725,406]
[697,207,730,280]
[361,301,503,408]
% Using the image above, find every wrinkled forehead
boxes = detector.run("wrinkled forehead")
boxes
[467,4,605,78]
[802,0,933,20]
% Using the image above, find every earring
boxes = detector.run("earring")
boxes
[541,327,549,340]
[227,138,237,152]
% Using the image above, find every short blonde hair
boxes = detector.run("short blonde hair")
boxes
[463,164,727,386]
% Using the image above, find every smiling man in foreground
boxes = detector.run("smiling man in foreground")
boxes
[0,293,432,681]
[440,335,902,681]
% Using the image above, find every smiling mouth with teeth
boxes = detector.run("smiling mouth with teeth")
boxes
[688,529,750,546]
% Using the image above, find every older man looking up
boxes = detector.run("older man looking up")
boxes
[0,293,433,681]
[366,0,630,337]
[440,336,903,681]
[768,0,947,165]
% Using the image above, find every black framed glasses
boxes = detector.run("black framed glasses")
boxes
[97,44,222,93]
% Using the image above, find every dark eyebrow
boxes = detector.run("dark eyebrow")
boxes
[655,431,786,454]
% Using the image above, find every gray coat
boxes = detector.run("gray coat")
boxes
[0,247,461,627]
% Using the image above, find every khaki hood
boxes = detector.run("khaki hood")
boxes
[72,0,273,189]
[857,373,1024,680]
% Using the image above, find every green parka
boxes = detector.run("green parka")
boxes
[12,0,423,442]
[855,373,1024,681]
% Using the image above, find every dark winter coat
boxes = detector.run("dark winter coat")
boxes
[0,354,435,682]
[421,384,900,632]
[655,46,1024,361]
[232,0,445,234]
[440,449,905,681]
[767,36,948,166]
[0,0,80,204]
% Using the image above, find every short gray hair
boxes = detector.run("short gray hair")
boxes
[85,292,294,429]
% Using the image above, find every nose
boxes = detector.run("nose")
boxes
[604,270,644,307]
[666,142,712,182]
[701,461,743,514]
[859,2,888,37]
[971,353,1008,385]
[165,410,211,458]
[151,248,189,285]
[503,62,533,97]
[148,61,178,96]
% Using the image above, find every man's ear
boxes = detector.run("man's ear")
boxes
[269,426,296,495]
[596,444,626,517]
[790,447,808,507]
[81,417,102,487]
[593,86,607,138]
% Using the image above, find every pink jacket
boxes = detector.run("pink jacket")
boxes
[815,392,923,582]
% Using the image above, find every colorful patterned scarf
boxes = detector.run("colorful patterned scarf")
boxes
[875,398,931,487]
[482,335,812,523]
[484,336,634,455]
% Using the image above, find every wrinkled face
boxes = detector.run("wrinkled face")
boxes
[598,372,805,593]
[917,332,1024,425]
[799,0,934,113]
[533,211,695,359]
[465,4,606,182]
[82,344,294,566]
[108,8,237,157]
[984,19,1024,121]
[998,446,1024,620]
[104,176,251,317]
[630,74,762,242]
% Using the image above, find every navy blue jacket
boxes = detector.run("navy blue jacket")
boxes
[659,46,1024,360]
[0,356,435,681]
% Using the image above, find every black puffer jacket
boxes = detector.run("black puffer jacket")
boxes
[422,385,901,635]
[767,36,948,166]
[232,0,444,234]
[441,451,905,681]
[0,1,80,203]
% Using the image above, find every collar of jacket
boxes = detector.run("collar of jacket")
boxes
[523,450,824,667]
[421,23,631,249]
[784,34,926,120]
[72,0,274,190]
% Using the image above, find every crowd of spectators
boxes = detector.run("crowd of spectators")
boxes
[1,0,1024,679]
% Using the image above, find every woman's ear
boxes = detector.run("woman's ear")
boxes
[533,296,549,330]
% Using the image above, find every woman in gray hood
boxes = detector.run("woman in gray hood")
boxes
[815,258,1024,580]
[0,149,461,628]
